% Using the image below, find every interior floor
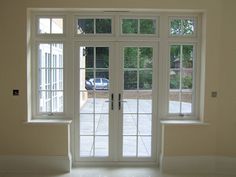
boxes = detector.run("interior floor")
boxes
[0,167,234,177]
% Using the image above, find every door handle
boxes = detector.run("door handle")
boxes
[105,93,114,110]
[111,93,114,110]
[118,93,127,110]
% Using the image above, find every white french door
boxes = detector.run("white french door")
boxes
[75,41,157,162]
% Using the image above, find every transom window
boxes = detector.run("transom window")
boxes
[77,18,112,34]
[169,17,196,36]
[121,18,157,35]
[38,17,63,34]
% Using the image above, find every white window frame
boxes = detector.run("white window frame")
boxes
[35,15,66,37]
[74,15,115,37]
[169,16,198,37]
[29,11,69,120]
[158,14,201,120]
[28,10,202,122]
[35,41,65,117]
[120,16,159,37]
[167,42,198,119]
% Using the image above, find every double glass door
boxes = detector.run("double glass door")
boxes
[75,42,157,162]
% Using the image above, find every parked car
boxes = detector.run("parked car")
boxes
[89,78,109,90]
[85,80,93,90]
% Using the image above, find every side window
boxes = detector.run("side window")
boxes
[32,15,65,118]
[167,15,199,118]
[38,43,64,114]
[169,45,194,116]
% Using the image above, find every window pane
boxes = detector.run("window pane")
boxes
[51,18,63,34]
[138,91,152,113]
[140,19,156,34]
[80,91,94,113]
[96,19,112,34]
[123,91,138,113]
[123,114,137,135]
[80,114,94,135]
[39,18,63,34]
[181,92,192,114]
[183,45,193,68]
[77,19,94,34]
[182,70,193,89]
[52,44,63,68]
[170,19,181,35]
[170,70,180,89]
[39,91,51,112]
[95,70,109,90]
[51,91,63,112]
[80,136,94,157]
[95,136,109,157]
[51,69,63,90]
[123,136,137,156]
[122,19,138,34]
[38,69,50,90]
[124,47,138,68]
[96,47,109,68]
[139,47,153,68]
[124,71,137,90]
[139,70,152,90]
[85,69,94,90]
[138,114,152,135]
[80,47,94,69]
[183,19,194,35]
[81,69,94,91]
[138,136,151,157]
[39,18,50,34]
[170,45,181,69]
[169,91,180,114]
[38,44,51,68]
[95,92,109,113]
[170,18,195,36]
[95,114,109,135]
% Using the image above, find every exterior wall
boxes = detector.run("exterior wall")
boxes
[0,0,235,166]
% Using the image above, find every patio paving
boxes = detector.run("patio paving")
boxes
[79,98,191,157]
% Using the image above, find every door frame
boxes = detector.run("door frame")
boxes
[73,41,159,163]
[116,41,158,162]
[74,41,115,162]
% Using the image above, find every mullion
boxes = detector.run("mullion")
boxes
[93,47,96,157]
[48,44,52,113]
[136,47,140,157]
[180,45,183,114]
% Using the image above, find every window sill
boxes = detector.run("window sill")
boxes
[24,119,72,125]
[160,120,209,126]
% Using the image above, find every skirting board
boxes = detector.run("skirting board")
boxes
[160,155,236,175]
[0,155,71,173]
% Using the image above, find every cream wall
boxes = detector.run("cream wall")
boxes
[0,0,235,160]
[217,0,236,156]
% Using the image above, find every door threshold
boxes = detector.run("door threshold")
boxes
[73,161,158,167]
